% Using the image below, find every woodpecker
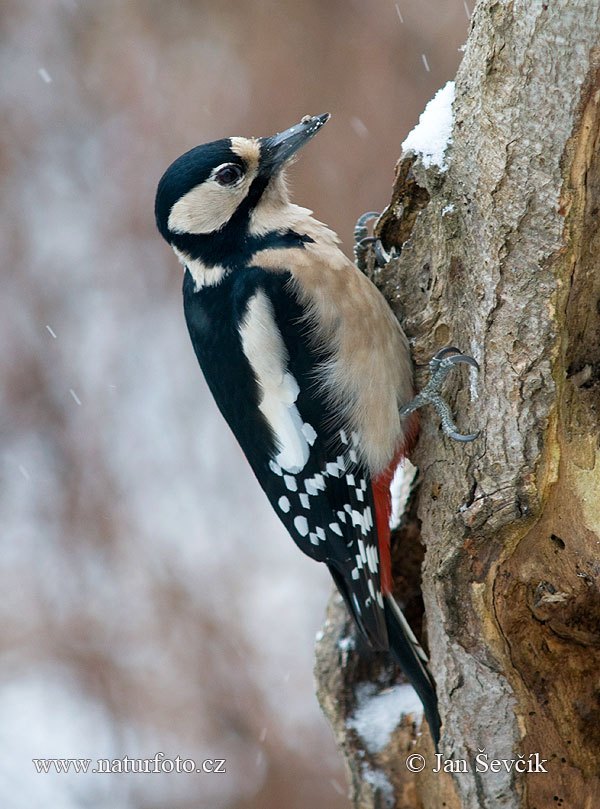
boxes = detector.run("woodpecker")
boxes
[155,114,478,746]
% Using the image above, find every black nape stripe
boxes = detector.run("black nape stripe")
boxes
[260,231,315,250]
[172,228,314,269]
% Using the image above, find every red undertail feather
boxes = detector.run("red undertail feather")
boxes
[371,412,419,595]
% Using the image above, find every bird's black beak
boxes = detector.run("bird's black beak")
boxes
[259,113,330,175]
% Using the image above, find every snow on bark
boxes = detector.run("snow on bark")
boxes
[316,2,600,807]
[401,82,455,170]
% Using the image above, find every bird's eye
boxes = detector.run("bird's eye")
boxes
[214,164,243,186]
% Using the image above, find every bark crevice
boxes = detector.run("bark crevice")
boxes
[315,2,600,808]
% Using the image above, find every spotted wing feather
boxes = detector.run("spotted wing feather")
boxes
[234,272,390,649]
[263,425,389,650]
[183,265,439,742]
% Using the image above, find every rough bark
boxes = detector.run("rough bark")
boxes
[315,2,600,807]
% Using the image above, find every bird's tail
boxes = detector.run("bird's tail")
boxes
[384,592,441,747]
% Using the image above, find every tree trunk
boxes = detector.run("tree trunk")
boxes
[315,2,600,807]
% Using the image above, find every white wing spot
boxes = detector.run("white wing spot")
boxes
[284,475,298,492]
[304,479,318,495]
[278,496,291,513]
[346,473,355,486]
[316,526,326,541]
[356,489,364,502]
[352,510,365,531]
[309,532,319,546]
[302,422,317,445]
[351,567,360,580]
[358,539,368,564]
[340,429,349,445]
[294,515,309,536]
[349,449,358,463]
[329,522,343,536]
[326,462,341,477]
[269,460,283,476]
[336,455,346,472]
[337,511,347,523]
[299,493,310,509]
[366,544,379,573]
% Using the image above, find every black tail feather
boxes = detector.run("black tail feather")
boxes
[384,594,441,747]
[327,563,441,747]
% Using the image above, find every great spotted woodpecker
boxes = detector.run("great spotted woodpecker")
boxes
[155,114,478,745]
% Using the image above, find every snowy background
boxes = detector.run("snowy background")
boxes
[0,1,469,807]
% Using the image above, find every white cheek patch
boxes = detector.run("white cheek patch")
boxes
[168,140,259,236]
[168,181,247,235]
[239,289,311,474]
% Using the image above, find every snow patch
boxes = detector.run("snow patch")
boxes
[347,682,423,753]
[402,81,455,170]
[337,635,355,653]
[362,763,395,806]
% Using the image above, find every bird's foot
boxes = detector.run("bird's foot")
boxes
[400,346,480,442]
[353,211,398,271]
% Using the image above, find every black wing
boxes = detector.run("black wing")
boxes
[184,266,389,649]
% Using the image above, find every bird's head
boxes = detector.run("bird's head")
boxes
[154,113,330,248]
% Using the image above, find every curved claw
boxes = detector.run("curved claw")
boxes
[354,211,380,231]
[353,212,380,244]
[374,239,391,267]
[355,211,380,226]
[354,236,374,271]
[447,429,481,443]
[354,211,398,270]
[403,346,481,443]
[355,236,377,248]
[446,353,480,371]
[432,345,463,360]
[355,237,396,264]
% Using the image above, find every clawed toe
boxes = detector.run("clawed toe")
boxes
[354,211,398,270]
[354,235,397,270]
[448,428,480,442]
[354,211,379,271]
[448,354,479,370]
[430,346,479,374]
[374,239,397,267]
[354,236,375,271]
[432,345,463,359]
[353,211,380,243]
[400,345,480,443]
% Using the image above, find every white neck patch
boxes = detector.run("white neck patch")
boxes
[172,246,228,290]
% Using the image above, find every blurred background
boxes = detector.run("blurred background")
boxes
[1,1,469,806]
